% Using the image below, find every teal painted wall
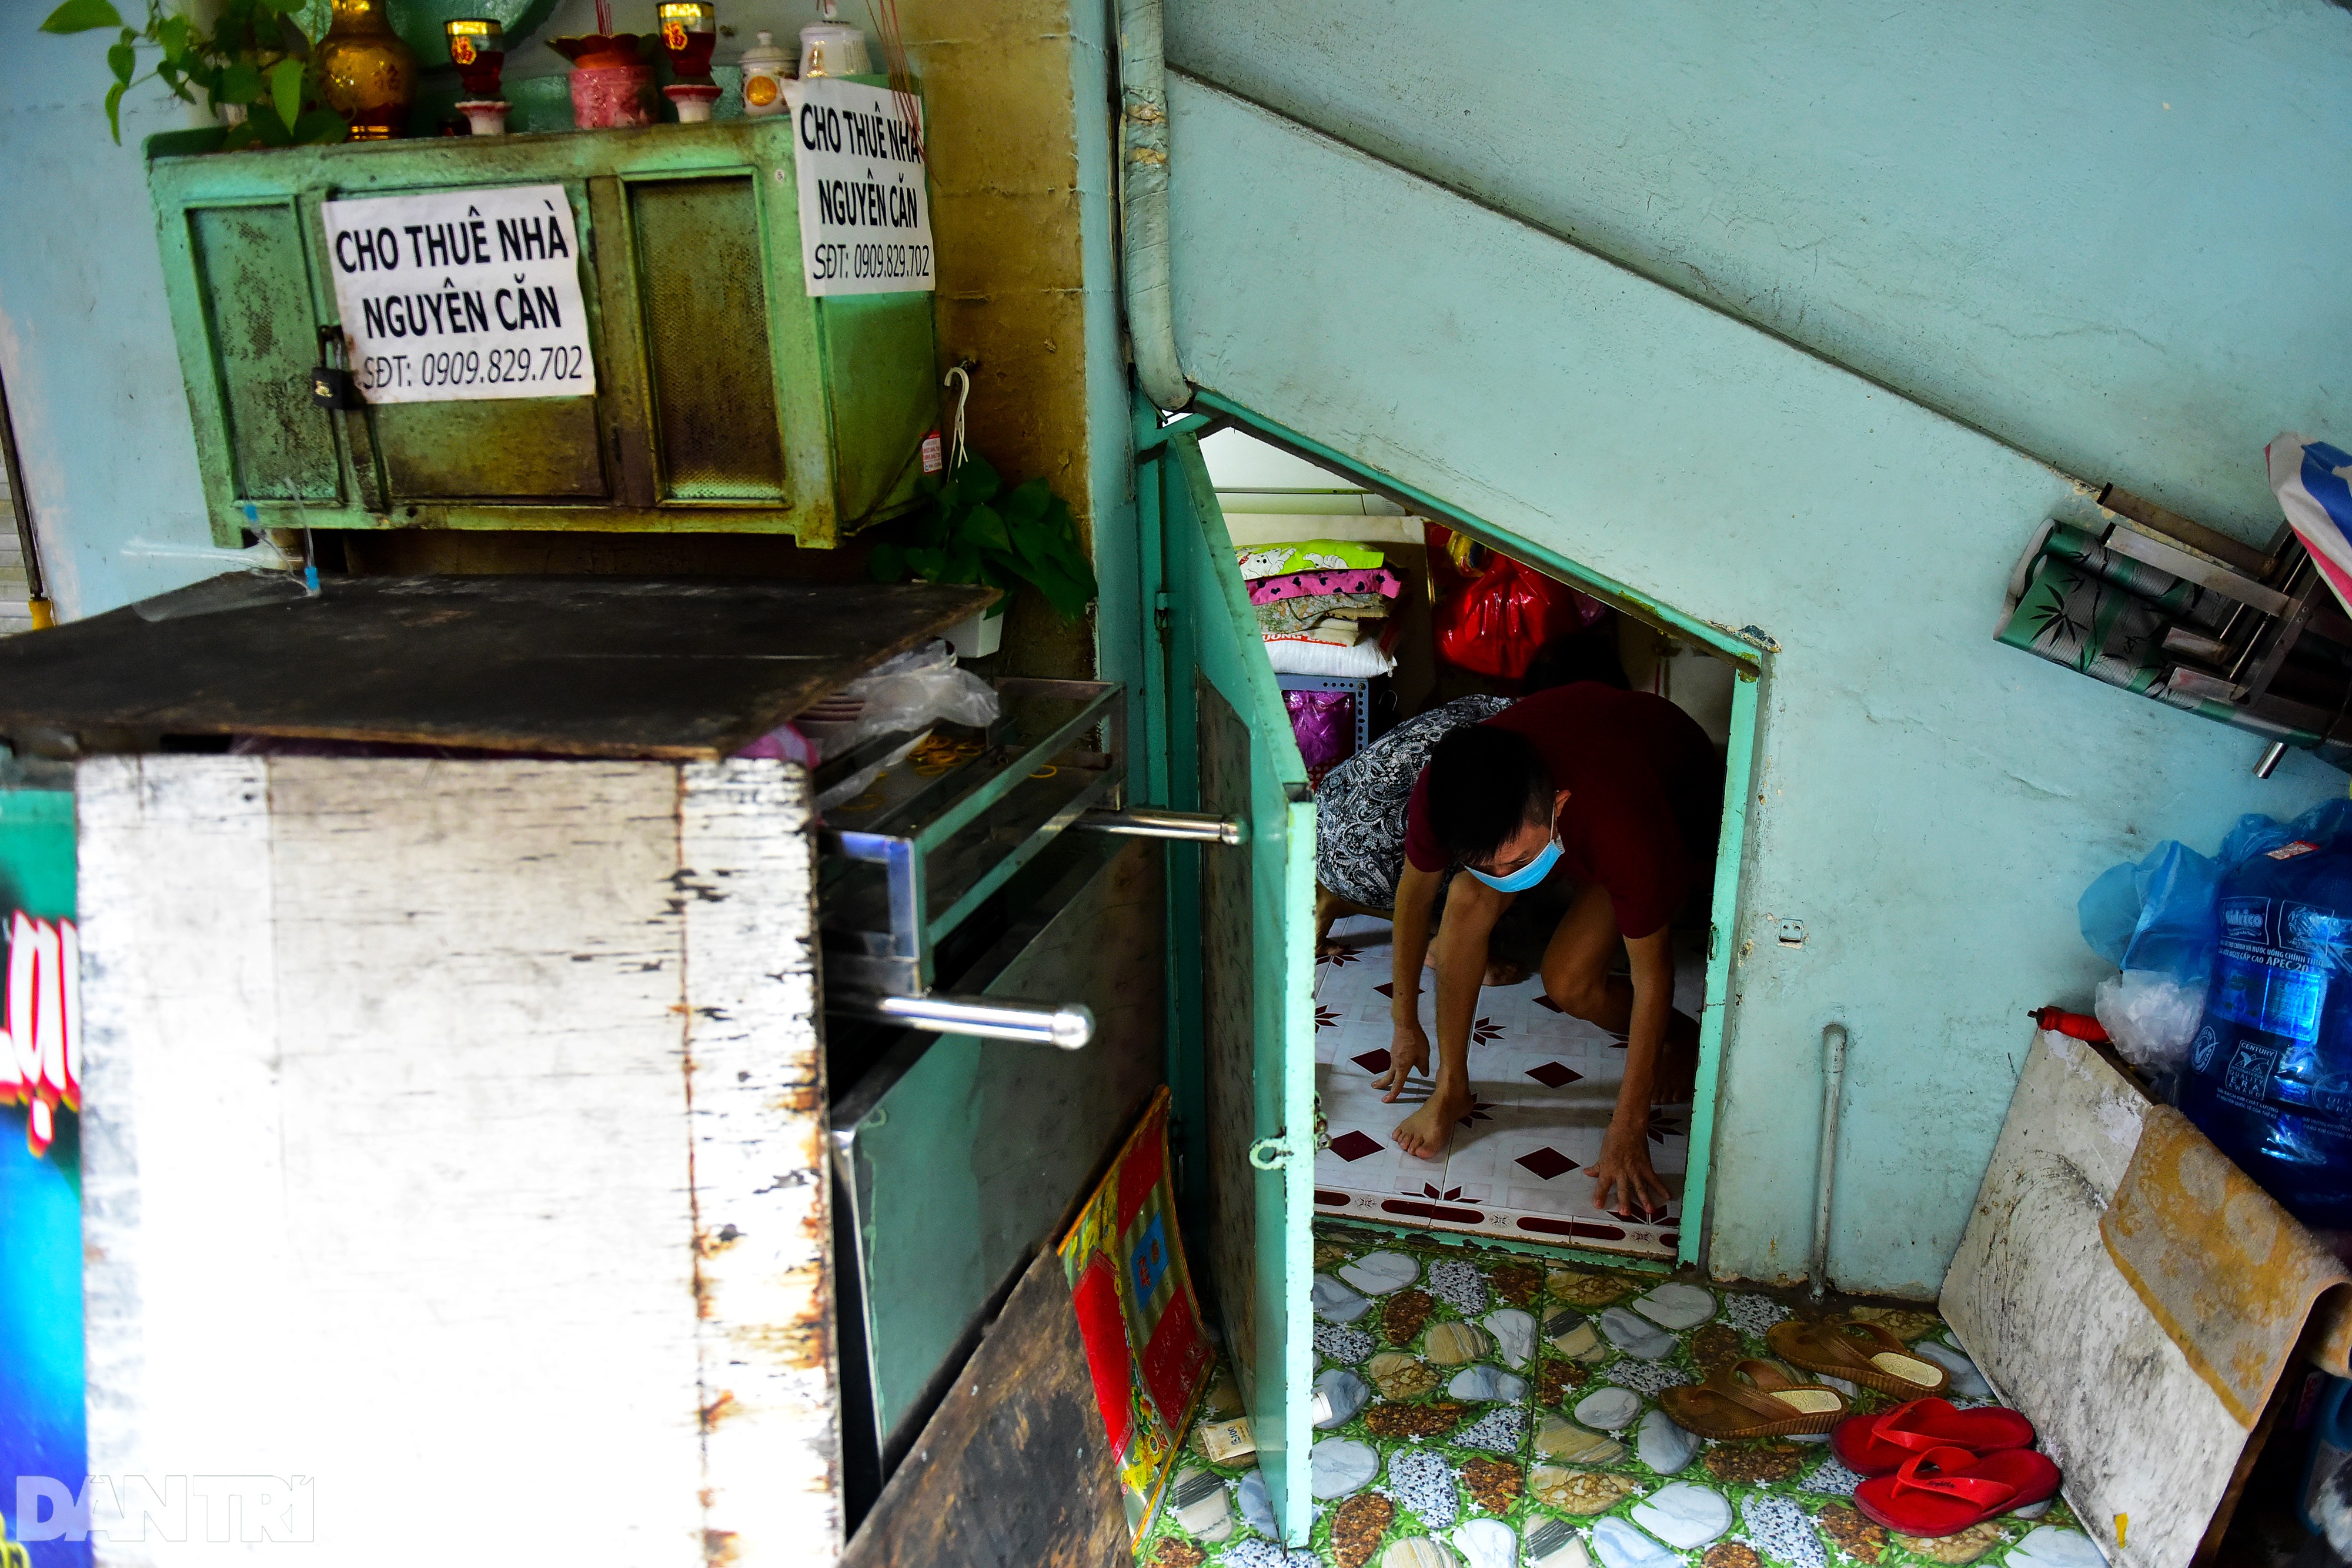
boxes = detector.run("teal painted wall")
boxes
[1166,0,2352,541]
[1162,77,2342,1296]
[0,42,222,620]
[0,790,74,924]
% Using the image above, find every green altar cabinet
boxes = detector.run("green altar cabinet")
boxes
[144,113,937,548]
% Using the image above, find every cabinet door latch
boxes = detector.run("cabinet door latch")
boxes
[1248,1135,1298,1169]
[1154,589,1172,640]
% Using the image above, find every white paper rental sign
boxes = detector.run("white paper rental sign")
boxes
[787,77,934,296]
[322,184,596,403]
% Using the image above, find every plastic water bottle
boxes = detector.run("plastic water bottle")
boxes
[2303,1374,2352,1535]
[2179,838,2352,1230]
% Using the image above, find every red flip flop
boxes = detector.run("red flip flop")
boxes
[1832,1397,2037,1475]
[1853,1445,2062,1536]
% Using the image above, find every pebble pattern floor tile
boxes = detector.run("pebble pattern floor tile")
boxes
[1135,1224,2088,1568]
[1309,918,1705,1259]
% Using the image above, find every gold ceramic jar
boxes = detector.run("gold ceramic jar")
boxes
[315,0,418,140]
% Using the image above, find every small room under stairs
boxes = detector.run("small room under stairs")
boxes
[1310,915,1707,1260]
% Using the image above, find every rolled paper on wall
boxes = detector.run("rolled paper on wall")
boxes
[1993,543,2352,776]
[2041,521,2231,633]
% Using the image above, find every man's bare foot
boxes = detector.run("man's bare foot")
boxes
[1315,884,1388,957]
[1393,1085,1475,1161]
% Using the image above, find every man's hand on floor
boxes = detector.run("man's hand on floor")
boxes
[1373,1014,1431,1102]
[1589,1116,1671,1221]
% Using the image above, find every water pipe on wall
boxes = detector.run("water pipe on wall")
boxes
[1116,0,1192,412]
[1809,1021,1849,1299]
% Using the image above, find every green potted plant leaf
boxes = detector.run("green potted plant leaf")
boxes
[40,0,346,149]
[868,456,1097,659]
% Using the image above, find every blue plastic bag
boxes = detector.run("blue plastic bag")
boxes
[2079,798,2352,984]
[2220,797,2352,871]
[2079,840,2223,984]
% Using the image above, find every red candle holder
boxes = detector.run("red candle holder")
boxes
[657,2,719,82]
[444,18,506,100]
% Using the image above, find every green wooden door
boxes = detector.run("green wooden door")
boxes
[1156,429,1317,1543]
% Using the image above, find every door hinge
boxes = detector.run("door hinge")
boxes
[1154,589,1172,641]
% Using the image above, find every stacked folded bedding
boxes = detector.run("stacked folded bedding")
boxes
[1235,540,1402,677]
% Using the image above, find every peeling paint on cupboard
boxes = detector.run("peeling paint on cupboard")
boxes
[78,754,838,1565]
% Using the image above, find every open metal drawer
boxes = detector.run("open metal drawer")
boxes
[827,834,1164,1497]
[814,673,1238,1514]
[818,677,1127,1002]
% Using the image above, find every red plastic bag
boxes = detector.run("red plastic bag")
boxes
[1426,523,1602,680]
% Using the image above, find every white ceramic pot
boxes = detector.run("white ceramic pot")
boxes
[944,607,1005,660]
[737,30,793,116]
[798,20,871,77]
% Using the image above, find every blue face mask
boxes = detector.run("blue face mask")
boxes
[1467,826,1562,893]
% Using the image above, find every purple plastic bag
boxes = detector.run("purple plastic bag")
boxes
[1285,688,1355,786]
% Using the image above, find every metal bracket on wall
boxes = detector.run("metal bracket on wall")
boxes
[2098,484,2352,768]
[1132,410,1226,454]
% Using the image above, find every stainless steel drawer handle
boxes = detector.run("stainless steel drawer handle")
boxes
[828,990,1095,1051]
[1071,807,1245,846]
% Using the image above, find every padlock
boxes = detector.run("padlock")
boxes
[310,324,365,410]
[309,366,361,409]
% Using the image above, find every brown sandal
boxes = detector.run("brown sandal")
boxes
[1658,1358,1852,1438]
[1768,1319,1952,1398]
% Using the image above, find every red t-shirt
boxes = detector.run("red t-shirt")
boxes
[1404,684,1722,938]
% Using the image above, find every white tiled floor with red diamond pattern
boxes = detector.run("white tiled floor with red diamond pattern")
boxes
[1311,915,1706,1260]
